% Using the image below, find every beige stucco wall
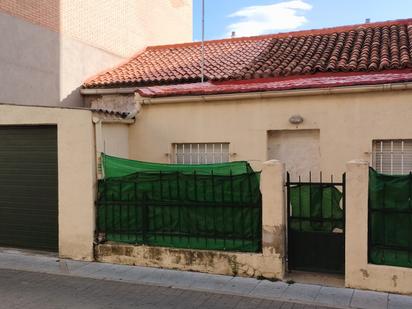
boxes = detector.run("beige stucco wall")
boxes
[345,160,412,294]
[95,160,286,279]
[101,123,130,159]
[0,104,96,261]
[129,89,412,177]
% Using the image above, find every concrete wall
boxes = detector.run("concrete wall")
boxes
[0,10,123,107]
[0,0,192,107]
[128,89,412,177]
[95,160,286,279]
[345,160,412,294]
[0,103,96,261]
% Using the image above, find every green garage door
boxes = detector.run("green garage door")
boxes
[0,125,58,251]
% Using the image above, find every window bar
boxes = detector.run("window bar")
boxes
[221,143,223,163]
[205,144,208,164]
[402,140,405,174]
[182,144,185,164]
[212,143,215,164]
[175,144,178,164]
[197,143,200,164]
[190,144,193,164]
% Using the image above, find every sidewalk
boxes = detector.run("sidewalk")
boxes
[0,247,411,309]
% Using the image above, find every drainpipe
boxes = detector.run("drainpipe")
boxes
[93,116,104,180]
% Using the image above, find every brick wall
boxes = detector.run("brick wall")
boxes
[0,0,60,31]
[0,0,193,57]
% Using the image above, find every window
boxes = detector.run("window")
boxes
[173,143,229,164]
[372,140,412,175]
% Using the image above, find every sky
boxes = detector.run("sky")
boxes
[192,0,412,41]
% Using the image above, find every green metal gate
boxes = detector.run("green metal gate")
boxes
[286,172,345,274]
[0,125,58,251]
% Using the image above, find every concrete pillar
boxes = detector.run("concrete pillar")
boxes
[260,160,286,279]
[345,159,369,288]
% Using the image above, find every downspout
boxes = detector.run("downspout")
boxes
[93,116,104,180]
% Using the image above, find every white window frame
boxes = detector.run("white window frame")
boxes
[372,139,412,175]
[172,143,230,164]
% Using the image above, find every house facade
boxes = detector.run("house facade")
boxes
[79,18,412,294]
[0,0,192,107]
[83,18,412,180]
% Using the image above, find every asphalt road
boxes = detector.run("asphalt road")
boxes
[0,268,335,309]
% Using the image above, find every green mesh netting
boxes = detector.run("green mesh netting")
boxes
[101,153,254,178]
[369,168,412,268]
[289,184,343,233]
[97,155,262,252]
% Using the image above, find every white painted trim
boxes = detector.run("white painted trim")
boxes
[81,87,138,95]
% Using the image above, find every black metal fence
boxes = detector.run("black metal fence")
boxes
[286,172,346,274]
[96,171,262,252]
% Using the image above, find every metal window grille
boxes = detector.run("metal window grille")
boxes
[372,140,412,175]
[173,143,229,164]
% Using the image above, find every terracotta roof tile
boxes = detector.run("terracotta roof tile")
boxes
[84,19,412,89]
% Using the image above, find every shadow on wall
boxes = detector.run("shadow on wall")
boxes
[60,86,82,107]
[0,1,60,107]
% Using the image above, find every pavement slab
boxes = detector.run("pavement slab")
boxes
[350,289,389,309]
[0,248,411,309]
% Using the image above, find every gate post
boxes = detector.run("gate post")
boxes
[260,160,286,279]
[345,160,369,288]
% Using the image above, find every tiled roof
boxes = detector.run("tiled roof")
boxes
[136,69,412,98]
[84,19,412,89]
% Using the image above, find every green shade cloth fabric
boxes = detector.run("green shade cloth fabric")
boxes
[369,168,412,268]
[101,153,255,178]
[289,184,343,233]
[97,161,262,252]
